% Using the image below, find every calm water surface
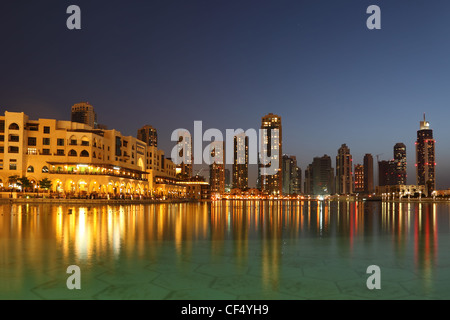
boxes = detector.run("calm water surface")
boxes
[1,200,450,300]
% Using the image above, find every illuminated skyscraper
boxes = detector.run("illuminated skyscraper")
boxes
[393,143,407,185]
[282,155,301,195]
[232,132,248,190]
[71,102,97,128]
[416,114,435,196]
[260,113,282,195]
[137,125,158,147]
[336,144,353,195]
[354,164,364,193]
[209,141,225,195]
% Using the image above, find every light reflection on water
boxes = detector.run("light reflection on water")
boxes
[1,200,450,299]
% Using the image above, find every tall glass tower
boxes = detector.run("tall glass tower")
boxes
[260,113,282,195]
[416,114,435,196]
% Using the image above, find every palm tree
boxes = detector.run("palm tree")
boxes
[38,178,52,194]
[8,175,19,190]
[17,177,32,192]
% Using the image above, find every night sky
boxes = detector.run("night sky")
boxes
[2,1,450,188]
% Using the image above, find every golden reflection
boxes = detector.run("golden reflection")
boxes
[0,200,445,298]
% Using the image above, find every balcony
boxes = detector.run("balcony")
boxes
[47,167,147,181]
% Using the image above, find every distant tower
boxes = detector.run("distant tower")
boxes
[260,113,282,195]
[336,144,353,195]
[363,153,374,193]
[232,132,249,190]
[209,141,225,195]
[304,164,313,195]
[378,160,391,187]
[137,125,158,147]
[416,114,436,196]
[354,164,364,193]
[224,168,231,191]
[311,155,334,195]
[71,102,97,128]
[282,155,300,195]
[393,143,407,185]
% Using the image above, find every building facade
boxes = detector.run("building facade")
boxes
[311,155,334,195]
[260,113,282,195]
[137,125,158,147]
[354,164,364,193]
[416,114,436,196]
[71,102,98,129]
[232,133,248,190]
[304,164,313,195]
[209,141,225,195]
[336,144,353,195]
[282,155,301,195]
[0,111,184,199]
[363,153,374,193]
[393,142,407,185]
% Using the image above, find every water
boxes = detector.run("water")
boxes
[1,200,450,300]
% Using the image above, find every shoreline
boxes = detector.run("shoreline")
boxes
[1,197,450,205]
[0,197,205,205]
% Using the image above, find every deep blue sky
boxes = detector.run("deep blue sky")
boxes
[1,0,450,188]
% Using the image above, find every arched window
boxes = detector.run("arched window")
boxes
[80,150,89,157]
[69,135,77,146]
[8,123,19,130]
[42,166,49,173]
[81,136,89,146]
[27,166,34,173]
[93,151,96,158]
[68,149,77,156]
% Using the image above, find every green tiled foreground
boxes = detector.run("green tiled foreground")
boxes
[1,201,450,300]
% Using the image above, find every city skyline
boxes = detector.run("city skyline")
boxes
[1,107,442,195]
[2,1,450,188]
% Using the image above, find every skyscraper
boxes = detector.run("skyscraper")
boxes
[393,143,407,185]
[363,153,374,193]
[312,155,334,195]
[232,132,249,190]
[336,144,353,195]
[416,114,436,196]
[354,164,364,193]
[293,166,302,194]
[209,141,225,195]
[282,155,300,195]
[71,102,97,128]
[137,125,158,147]
[378,160,395,187]
[260,113,282,195]
[173,131,193,180]
[224,168,231,192]
[304,164,313,195]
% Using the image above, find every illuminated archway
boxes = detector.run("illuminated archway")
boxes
[89,180,99,193]
[53,179,63,193]
[78,179,87,194]
[66,179,76,193]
